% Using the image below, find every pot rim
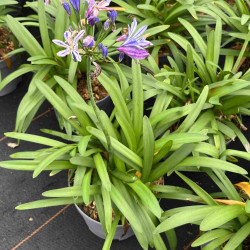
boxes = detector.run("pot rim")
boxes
[95,93,110,104]
[0,53,17,64]
[74,203,125,228]
[73,176,164,227]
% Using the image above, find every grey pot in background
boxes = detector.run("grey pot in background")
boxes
[74,203,134,240]
[0,54,22,96]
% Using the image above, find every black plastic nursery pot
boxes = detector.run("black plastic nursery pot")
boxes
[0,54,22,96]
[96,94,114,116]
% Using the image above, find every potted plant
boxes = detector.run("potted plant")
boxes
[155,171,250,250]
[0,0,23,96]
[137,17,250,147]
[0,0,155,136]
[1,57,250,249]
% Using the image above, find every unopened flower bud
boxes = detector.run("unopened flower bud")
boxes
[70,0,80,13]
[107,10,117,23]
[119,52,124,62]
[63,2,71,16]
[103,20,110,30]
[98,43,108,59]
[88,16,99,26]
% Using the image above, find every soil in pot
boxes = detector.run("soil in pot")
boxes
[0,27,22,96]
[0,27,16,59]
[77,75,113,116]
[77,75,108,102]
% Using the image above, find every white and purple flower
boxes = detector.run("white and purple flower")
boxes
[117,18,152,60]
[45,0,51,5]
[52,29,85,62]
[85,0,111,18]
[82,36,95,47]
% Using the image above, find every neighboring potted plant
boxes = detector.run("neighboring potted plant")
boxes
[0,0,154,135]
[112,0,218,67]
[137,17,250,148]
[155,171,250,250]
[0,0,23,96]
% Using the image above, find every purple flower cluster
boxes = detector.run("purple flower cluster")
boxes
[104,10,117,31]
[85,0,111,26]
[51,0,151,63]
[117,18,152,60]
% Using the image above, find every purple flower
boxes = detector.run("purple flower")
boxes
[119,52,124,62]
[117,18,152,60]
[118,47,149,60]
[88,16,99,26]
[98,43,108,59]
[45,0,50,5]
[86,0,111,18]
[63,2,71,16]
[82,36,94,47]
[107,10,117,23]
[52,29,85,62]
[70,0,80,13]
[116,34,127,42]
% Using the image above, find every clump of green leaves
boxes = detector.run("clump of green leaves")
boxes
[1,61,249,249]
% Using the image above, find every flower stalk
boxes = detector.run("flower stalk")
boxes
[86,57,113,166]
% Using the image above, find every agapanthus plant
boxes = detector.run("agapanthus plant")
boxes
[0,0,153,160]
[50,0,153,163]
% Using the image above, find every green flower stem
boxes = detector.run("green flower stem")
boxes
[86,57,113,166]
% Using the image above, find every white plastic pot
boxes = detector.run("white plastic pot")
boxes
[74,203,134,240]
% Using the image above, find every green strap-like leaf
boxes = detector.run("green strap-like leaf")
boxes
[110,184,148,249]
[4,132,66,147]
[150,144,196,182]
[223,219,250,250]
[82,168,93,205]
[177,156,248,175]
[176,86,209,133]
[200,205,246,231]
[102,188,112,233]
[128,179,161,219]
[192,229,232,247]
[0,160,75,171]
[155,206,218,234]
[33,145,76,178]
[87,127,142,171]
[93,153,111,192]
[102,211,121,250]
[141,116,155,182]
[15,197,82,210]
[176,171,217,205]
[6,15,45,57]
[42,185,100,197]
